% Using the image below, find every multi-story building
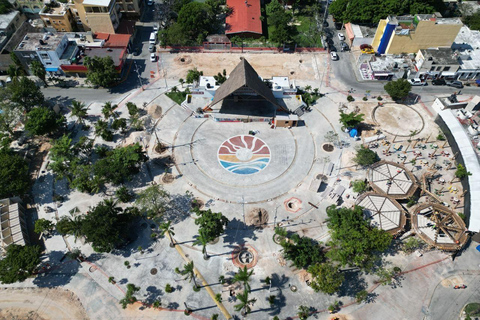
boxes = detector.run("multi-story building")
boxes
[0,197,29,255]
[72,0,140,33]
[372,14,462,55]
[15,0,44,17]
[414,48,460,79]
[40,3,77,32]
[14,32,79,75]
[0,11,27,51]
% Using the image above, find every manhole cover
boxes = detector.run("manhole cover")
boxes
[322,143,335,152]
[150,268,158,275]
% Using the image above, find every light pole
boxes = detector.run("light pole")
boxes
[242,195,246,229]
[134,61,144,90]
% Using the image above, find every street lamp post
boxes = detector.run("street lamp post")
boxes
[134,61,144,90]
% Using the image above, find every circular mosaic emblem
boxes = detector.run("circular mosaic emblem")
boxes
[218,135,271,175]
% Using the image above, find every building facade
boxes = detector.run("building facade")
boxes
[0,11,27,51]
[40,3,77,32]
[0,197,29,255]
[415,48,460,79]
[372,14,462,55]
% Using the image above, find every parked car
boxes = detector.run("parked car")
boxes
[149,32,157,44]
[432,78,446,85]
[330,52,339,61]
[147,0,153,5]
[153,24,159,32]
[360,44,374,54]
[5,77,11,83]
[337,33,345,41]
[150,53,157,62]
[149,44,155,52]
[340,41,349,51]
[407,78,427,86]
[446,80,463,88]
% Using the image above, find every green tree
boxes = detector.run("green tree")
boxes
[353,145,379,167]
[384,79,411,101]
[279,233,324,269]
[464,10,480,31]
[234,290,256,316]
[34,218,55,235]
[126,102,138,117]
[119,283,140,309]
[0,244,41,284]
[193,228,210,260]
[326,205,392,270]
[193,208,228,242]
[297,305,311,320]
[0,102,22,135]
[7,65,24,81]
[8,77,44,112]
[177,2,212,43]
[25,106,64,136]
[178,261,198,288]
[10,52,22,68]
[339,111,364,129]
[375,267,397,286]
[80,199,137,252]
[266,0,295,44]
[116,185,133,203]
[0,151,30,198]
[70,100,89,125]
[135,184,170,219]
[455,164,471,180]
[94,119,112,141]
[232,266,254,292]
[213,69,227,85]
[112,118,127,134]
[356,289,368,303]
[55,215,84,241]
[352,179,367,193]
[307,262,344,294]
[0,0,13,14]
[101,101,117,120]
[186,68,203,84]
[159,221,176,247]
[84,56,118,88]
[30,61,47,86]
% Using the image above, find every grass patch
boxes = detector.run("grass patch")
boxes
[465,303,480,316]
[166,91,188,105]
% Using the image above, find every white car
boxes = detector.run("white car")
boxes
[150,53,157,62]
[147,0,153,5]
[337,33,345,41]
[153,24,159,32]
[330,52,338,60]
[407,78,426,86]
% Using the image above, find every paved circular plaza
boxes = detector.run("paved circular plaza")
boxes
[373,103,424,136]
[172,118,316,203]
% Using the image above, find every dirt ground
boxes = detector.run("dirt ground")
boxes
[161,52,323,81]
[0,288,88,320]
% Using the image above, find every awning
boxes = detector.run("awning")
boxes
[441,71,456,76]
[46,67,58,72]
[373,72,392,76]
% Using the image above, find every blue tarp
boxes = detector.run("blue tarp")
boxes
[46,67,58,72]
[350,129,358,137]
[476,245,480,252]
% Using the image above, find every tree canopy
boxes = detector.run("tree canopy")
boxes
[135,184,171,219]
[329,0,445,24]
[267,0,296,44]
[25,107,64,136]
[84,56,118,88]
[464,10,480,31]
[307,262,344,294]
[0,244,41,284]
[0,151,30,198]
[280,233,324,269]
[339,111,364,129]
[7,77,44,112]
[193,208,229,242]
[384,79,411,101]
[326,205,392,270]
[353,145,379,167]
[0,0,13,14]
[30,61,47,85]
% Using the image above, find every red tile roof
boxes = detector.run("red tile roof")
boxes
[94,33,131,47]
[226,0,262,35]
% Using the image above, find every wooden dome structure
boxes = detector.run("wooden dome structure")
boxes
[368,160,418,199]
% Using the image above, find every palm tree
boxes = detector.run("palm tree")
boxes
[233,266,253,292]
[159,221,175,247]
[234,290,256,317]
[70,100,89,125]
[102,102,117,120]
[179,261,198,289]
[94,119,109,139]
[193,228,209,260]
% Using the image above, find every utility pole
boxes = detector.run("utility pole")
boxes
[242,195,246,229]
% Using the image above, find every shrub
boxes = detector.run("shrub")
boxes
[215,293,222,302]
[108,276,115,284]
[124,261,130,268]
[193,285,201,292]
[458,213,466,222]
[352,180,367,193]
[116,185,133,203]
[377,96,383,101]
[455,164,471,179]
[211,315,219,320]
[403,237,423,253]
[362,96,368,101]
[165,283,173,293]
[356,290,368,303]
[347,95,354,102]
[437,133,445,141]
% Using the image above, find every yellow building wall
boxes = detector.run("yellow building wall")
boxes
[372,19,387,49]
[73,0,90,31]
[40,13,74,32]
[385,20,462,54]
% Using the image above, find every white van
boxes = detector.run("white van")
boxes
[407,78,426,86]
[149,32,156,44]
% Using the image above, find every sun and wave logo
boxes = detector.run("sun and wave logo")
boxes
[217,135,271,175]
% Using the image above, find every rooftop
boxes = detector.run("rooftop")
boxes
[357,193,406,233]
[452,26,480,70]
[225,0,262,35]
[0,11,20,30]
[420,48,459,65]
[95,32,130,47]
[16,32,65,51]
[40,4,69,15]
[368,161,417,199]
